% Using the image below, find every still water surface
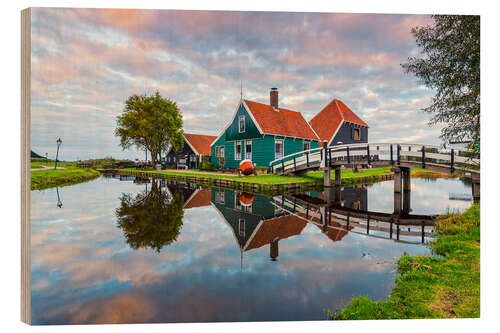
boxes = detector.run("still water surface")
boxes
[30,175,472,324]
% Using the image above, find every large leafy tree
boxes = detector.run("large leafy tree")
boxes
[402,15,480,153]
[115,92,184,165]
[116,179,184,253]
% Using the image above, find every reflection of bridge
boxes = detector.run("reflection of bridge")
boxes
[269,142,480,203]
[271,187,436,245]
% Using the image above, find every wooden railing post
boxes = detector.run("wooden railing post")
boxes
[422,146,426,168]
[323,141,328,167]
[329,148,332,166]
[390,144,393,164]
[347,146,351,164]
[306,152,309,167]
[281,159,285,174]
[366,145,371,165]
[397,144,401,164]
[450,149,455,173]
[293,156,297,171]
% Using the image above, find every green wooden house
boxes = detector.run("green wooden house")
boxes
[210,88,320,169]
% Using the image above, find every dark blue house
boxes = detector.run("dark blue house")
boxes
[309,99,368,147]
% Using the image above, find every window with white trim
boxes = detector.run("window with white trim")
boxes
[275,139,284,159]
[216,189,225,204]
[303,141,310,152]
[238,219,246,237]
[216,146,225,158]
[235,141,242,160]
[245,140,252,159]
[239,115,245,133]
[235,192,242,210]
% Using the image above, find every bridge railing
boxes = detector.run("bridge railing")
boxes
[269,147,322,174]
[270,142,480,174]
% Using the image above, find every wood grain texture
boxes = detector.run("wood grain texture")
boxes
[21,7,31,325]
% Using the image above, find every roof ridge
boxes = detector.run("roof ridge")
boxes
[244,99,300,114]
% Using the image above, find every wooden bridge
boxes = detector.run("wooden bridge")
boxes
[270,142,479,176]
[269,142,480,202]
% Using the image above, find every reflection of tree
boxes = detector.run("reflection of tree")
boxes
[116,179,184,253]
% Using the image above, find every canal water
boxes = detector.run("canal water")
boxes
[30,175,472,324]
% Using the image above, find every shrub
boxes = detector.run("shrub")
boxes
[199,161,216,171]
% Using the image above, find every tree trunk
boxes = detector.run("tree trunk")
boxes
[150,149,157,166]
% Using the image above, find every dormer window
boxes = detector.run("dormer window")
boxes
[239,115,245,133]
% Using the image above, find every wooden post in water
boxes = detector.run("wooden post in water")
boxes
[472,180,480,203]
[334,166,342,186]
[402,167,411,215]
[324,168,331,187]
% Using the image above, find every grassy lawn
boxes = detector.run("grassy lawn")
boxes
[124,166,439,185]
[331,204,480,319]
[30,163,43,169]
[31,167,100,190]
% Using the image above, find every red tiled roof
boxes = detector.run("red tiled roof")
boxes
[245,214,307,251]
[184,133,217,155]
[243,100,319,140]
[309,99,368,142]
[184,189,212,209]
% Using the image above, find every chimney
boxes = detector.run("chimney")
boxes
[270,87,278,110]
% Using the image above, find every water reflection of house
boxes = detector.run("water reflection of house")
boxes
[183,188,212,209]
[211,188,310,260]
[319,185,368,210]
[314,223,351,242]
[211,188,278,251]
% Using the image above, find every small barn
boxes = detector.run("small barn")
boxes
[211,88,320,169]
[309,99,369,147]
[166,133,217,169]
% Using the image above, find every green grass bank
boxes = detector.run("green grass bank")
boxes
[31,165,100,190]
[120,166,439,186]
[331,204,480,319]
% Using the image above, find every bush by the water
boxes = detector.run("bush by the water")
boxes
[199,161,216,171]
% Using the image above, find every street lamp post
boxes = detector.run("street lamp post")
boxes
[54,138,62,169]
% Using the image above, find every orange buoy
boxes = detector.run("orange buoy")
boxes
[239,159,255,176]
[239,192,255,206]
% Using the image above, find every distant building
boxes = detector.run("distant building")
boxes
[211,88,320,169]
[309,99,369,147]
[166,133,217,169]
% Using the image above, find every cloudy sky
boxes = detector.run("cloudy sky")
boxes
[30,8,439,161]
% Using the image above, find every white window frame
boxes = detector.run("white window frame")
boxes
[303,141,310,152]
[238,115,245,133]
[275,139,284,159]
[235,192,242,209]
[238,219,246,237]
[235,141,242,160]
[216,190,225,204]
[216,146,225,158]
[245,140,252,160]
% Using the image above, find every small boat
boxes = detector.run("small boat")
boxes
[239,159,255,176]
[239,192,255,206]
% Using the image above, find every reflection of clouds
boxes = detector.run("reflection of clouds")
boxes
[30,176,465,324]
[367,178,472,214]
